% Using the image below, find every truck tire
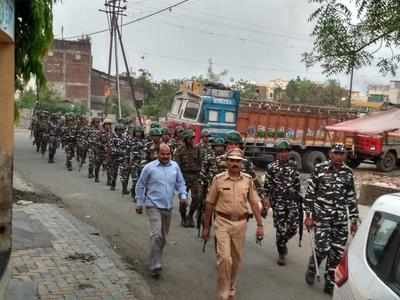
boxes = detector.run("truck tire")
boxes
[346,158,362,169]
[303,151,327,173]
[377,151,397,172]
[288,151,302,170]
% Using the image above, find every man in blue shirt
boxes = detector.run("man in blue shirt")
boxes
[135,143,188,278]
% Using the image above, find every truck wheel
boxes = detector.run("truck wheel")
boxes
[346,158,362,169]
[303,151,327,173]
[377,151,397,172]
[288,151,302,170]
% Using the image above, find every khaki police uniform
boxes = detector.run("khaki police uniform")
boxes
[206,171,259,300]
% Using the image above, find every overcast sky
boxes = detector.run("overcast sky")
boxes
[53,0,397,93]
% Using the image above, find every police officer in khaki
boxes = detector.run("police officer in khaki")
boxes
[202,148,264,300]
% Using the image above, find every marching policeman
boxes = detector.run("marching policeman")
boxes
[175,129,202,227]
[304,143,359,295]
[264,140,301,266]
[202,148,264,300]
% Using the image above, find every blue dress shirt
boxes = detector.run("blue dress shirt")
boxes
[135,160,188,209]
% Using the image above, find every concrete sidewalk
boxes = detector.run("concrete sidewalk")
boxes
[7,174,146,300]
[7,203,141,300]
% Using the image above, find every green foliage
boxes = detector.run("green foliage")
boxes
[16,86,86,114]
[304,0,400,76]
[15,0,56,90]
[232,79,258,99]
[285,77,347,106]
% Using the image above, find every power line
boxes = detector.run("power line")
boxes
[60,0,194,40]
[136,3,313,42]
[126,48,321,75]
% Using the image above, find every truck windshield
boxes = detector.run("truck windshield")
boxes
[171,99,182,115]
[183,102,200,120]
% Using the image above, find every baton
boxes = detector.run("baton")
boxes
[309,230,321,282]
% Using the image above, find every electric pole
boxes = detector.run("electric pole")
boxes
[100,0,143,125]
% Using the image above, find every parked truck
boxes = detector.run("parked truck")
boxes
[166,81,358,171]
[326,108,400,172]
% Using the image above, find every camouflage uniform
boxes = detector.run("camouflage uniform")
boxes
[62,119,78,171]
[77,120,90,168]
[264,158,301,259]
[304,159,358,291]
[47,115,61,163]
[87,119,100,178]
[38,113,50,155]
[175,131,202,227]
[144,128,162,163]
[119,132,136,195]
[94,121,113,183]
[109,125,127,191]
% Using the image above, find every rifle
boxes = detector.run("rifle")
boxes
[297,194,305,247]
[197,183,208,238]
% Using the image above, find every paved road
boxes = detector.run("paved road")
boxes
[15,130,329,300]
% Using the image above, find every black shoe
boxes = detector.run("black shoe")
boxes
[183,217,195,228]
[122,184,129,195]
[88,173,94,179]
[48,159,54,164]
[110,185,116,191]
[323,283,334,296]
[277,254,286,266]
[151,267,162,279]
[94,177,100,183]
[305,269,315,286]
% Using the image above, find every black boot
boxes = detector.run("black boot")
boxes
[66,161,72,171]
[88,167,94,179]
[110,185,116,191]
[305,257,316,286]
[323,282,334,296]
[122,183,129,195]
[184,215,195,228]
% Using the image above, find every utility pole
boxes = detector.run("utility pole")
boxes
[100,0,143,125]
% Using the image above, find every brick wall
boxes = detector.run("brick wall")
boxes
[43,39,91,106]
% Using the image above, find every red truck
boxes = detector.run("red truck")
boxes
[326,108,400,172]
[237,100,357,172]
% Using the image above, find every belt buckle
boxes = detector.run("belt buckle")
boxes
[231,214,240,221]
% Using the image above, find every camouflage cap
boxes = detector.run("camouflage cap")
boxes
[225,130,242,144]
[114,123,125,131]
[150,122,160,129]
[227,148,245,160]
[182,129,194,140]
[276,140,290,151]
[149,128,162,136]
[331,143,346,153]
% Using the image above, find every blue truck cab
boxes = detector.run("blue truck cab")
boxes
[166,82,240,141]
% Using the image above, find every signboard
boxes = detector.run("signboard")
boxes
[0,0,14,41]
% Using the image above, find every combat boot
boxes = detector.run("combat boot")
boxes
[184,216,195,228]
[66,161,72,171]
[122,183,129,195]
[88,167,94,179]
[106,176,112,186]
[323,282,334,296]
[277,254,286,266]
[110,185,116,191]
[305,257,316,285]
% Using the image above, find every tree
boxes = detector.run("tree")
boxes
[15,0,56,90]
[304,0,400,77]
[232,79,258,99]
[284,77,346,106]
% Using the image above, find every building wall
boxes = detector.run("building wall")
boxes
[91,68,144,112]
[43,39,92,107]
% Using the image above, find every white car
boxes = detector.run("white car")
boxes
[334,194,400,300]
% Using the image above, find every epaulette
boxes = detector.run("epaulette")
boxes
[215,171,227,178]
[242,172,252,179]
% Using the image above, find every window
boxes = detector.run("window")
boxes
[208,110,218,122]
[367,211,400,295]
[225,111,235,123]
[171,99,182,115]
[183,102,199,120]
